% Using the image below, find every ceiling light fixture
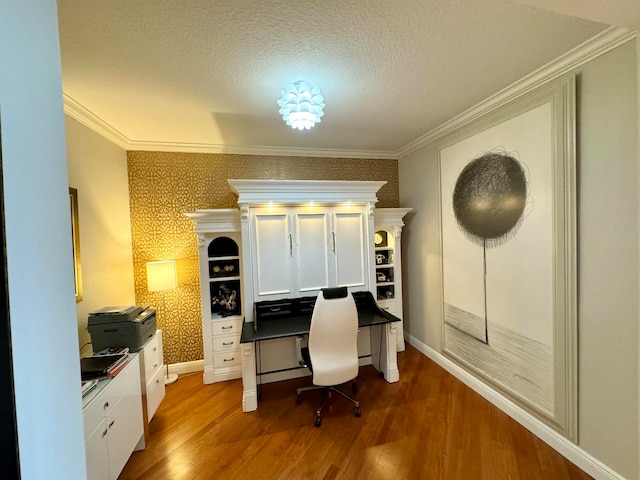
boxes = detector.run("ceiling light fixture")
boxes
[277,81,325,131]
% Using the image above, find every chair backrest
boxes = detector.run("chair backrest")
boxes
[308,287,359,386]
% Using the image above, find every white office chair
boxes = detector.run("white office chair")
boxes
[296,287,361,427]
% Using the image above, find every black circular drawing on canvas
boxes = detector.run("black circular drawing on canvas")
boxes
[453,152,527,246]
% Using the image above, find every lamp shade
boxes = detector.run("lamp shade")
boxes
[146,260,177,292]
[277,81,325,130]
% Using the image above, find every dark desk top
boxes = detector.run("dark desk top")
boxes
[240,291,400,343]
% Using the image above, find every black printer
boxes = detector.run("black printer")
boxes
[88,305,157,352]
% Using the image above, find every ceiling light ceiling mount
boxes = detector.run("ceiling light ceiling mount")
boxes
[277,81,325,131]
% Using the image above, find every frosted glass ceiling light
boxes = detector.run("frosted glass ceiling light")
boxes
[277,81,325,130]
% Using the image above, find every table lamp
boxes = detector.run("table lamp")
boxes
[146,260,179,385]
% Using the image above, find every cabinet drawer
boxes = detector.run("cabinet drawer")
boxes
[213,351,241,369]
[146,366,166,421]
[212,334,241,352]
[84,391,112,439]
[211,317,242,336]
[142,334,162,381]
[377,299,399,316]
[84,356,140,438]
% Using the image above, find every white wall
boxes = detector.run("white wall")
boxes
[399,38,638,478]
[65,116,135,353]
[0,2,87,478]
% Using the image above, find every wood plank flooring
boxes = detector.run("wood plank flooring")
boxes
[119,344,593,480]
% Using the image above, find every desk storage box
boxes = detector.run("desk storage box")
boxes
[88,306,156,352]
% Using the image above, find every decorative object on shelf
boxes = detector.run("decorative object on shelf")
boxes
[277,81,325,130]
[375,253,387,265]
[211,282,238,317]
[374,230,388,247]
[146,260,179,385]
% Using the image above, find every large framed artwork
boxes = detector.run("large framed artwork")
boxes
[439,75,577,439]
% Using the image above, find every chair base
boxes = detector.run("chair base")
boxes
[296,381,361,427]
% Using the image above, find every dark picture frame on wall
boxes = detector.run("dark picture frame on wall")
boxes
[69,187,82,302]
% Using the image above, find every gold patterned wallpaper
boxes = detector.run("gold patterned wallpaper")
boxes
[128,151,399,365]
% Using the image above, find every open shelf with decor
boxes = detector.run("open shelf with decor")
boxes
[374,208,412,351]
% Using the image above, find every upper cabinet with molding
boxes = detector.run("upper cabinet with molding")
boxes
[250,205,368,300]
[228,179,386,322]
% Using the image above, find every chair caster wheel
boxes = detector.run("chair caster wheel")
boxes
[355,407,361,417]
[315,417,322,427]
[296,394,302,404]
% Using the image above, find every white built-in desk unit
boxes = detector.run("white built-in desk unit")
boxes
[186,180,412,412]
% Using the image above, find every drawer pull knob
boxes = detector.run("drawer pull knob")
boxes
[222,325,232,330]
[224,357,235,362]
[222,341,234,346]
[103,401,109,410]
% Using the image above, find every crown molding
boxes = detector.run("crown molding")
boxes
[228,179,386,204]
[126,139,397,159]
[63,94,130,149]
[397,26,637,159]
[63,95,396,159]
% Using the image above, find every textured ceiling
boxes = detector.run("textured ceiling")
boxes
[57,0,622,158]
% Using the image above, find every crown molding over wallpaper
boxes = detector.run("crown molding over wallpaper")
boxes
[63,26,634,160]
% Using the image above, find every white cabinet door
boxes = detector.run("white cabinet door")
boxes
[253,212,294,297]
[332,210,367,289]
[251,206,370,300]
[106,359,143,480]
[294,212,330,294]
[85,419,109,480]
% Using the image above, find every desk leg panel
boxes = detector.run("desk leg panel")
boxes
[241,342,258,412]
[370,323,399,383]
[384,323,399,383]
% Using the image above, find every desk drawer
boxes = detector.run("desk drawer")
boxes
[213,351,241,369]
[213,334,241,352]
[142,334,162,381]
[211,317,242,337]
[146,366,165,421]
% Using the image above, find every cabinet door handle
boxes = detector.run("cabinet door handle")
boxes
[108,420,115,429]
[102,429,108,438]
[153,362,159,368]
[289,233,293,256]
[222,341,234,346]
[222,325,232,330]
[103,401,109,410]
[332,232,336,253]
[223,357,235,362]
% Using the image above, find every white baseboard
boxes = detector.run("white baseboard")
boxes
[167,359,205,376]
[406,335,625,480]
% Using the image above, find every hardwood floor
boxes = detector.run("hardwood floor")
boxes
[120,344,593,480]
